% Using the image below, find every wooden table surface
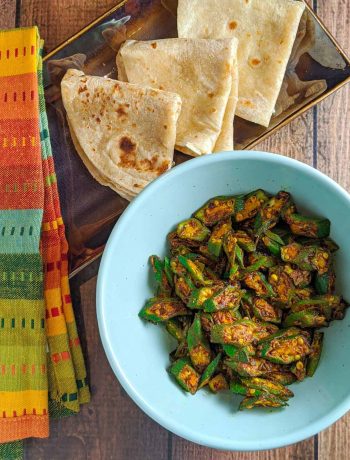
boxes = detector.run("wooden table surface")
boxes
[1,0,350,459]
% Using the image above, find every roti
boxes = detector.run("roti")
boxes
[61,69,182,200]
[117,38,238,156]
[177,0,305,127]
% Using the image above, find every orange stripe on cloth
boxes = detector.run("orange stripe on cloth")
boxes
[0,415,48,443]
[0,73,39,120]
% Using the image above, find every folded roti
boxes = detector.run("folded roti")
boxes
[178,0,305,127]
[61,69,182,200]
[117,38,238,156]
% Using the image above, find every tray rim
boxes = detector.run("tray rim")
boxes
[42,0,350,278]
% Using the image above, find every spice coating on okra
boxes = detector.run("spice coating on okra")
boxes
[139,190,348,411]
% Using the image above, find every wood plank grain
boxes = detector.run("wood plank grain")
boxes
[19,0,119,51]
[0,0,16,28]
[26,277,169,460]
[172,438,315,460]
[315,0,350,458]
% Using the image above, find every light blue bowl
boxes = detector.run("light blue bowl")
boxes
[97,151,350,451]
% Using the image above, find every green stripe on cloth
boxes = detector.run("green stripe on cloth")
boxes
[0,210,43,254]
[0,441,23,460]
[0,255,43,300]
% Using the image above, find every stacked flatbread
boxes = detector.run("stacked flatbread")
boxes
[117,38,239,156]
[61,69,182,201]
[61,0,306,201]
[177,0,305,127]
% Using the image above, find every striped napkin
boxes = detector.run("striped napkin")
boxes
[0,27,90,459]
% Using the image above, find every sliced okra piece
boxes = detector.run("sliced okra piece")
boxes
[283,264,311,288]
[268,266,294,304]
[166,319,185,342]
[149,255,172,297]
[230,382,263,397]
[170,244,192,257]
[290,296,341,320]
[239,394,288,410]
[263,371,297,386]
[222,344,250,363]
[289,287,314,303]
[246,252,276,272]
[170,256,188,276]
[208,373,229,393]
[322,238,339,253]
[187,285,222,309]
[203,283,244,313]
[233,230,256,252]
[287,213,330,238]
[223,231,242,280]
[243,272,275,298]
[187,315,212,372]
[170,339,189,361]
[254,191,292,236]
[208,218,232,257]
[315,270,336,295]
[281,243,331,274]
[283,309,328,328]
[178,255,213,286]
[139,298,190,323]
[177,218,210,242]
[168,231,201,252]
[253,298,282,324]
[200,312,213,334]
[198,244,219,262]
[241,377,294,400]
[174,275,195,304]
[211,309,242,325]
[257,334,311,364]
[169,358,200,394]
[194,196,235,226]
[225,357,281,378]
[241,291,254,318]
[253,320,279,341]
[306,331,324,377]
[199,353,222,389]
[235,244,245,268]
[290,359,307,381]
[234,189,269,222]
[164,256,175,287]
[332,299,348,320]
[262,234,283,256]
[210,320,258,347]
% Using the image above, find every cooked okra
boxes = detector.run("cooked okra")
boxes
[139,190,348,412]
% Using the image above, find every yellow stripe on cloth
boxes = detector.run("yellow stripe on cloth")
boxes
[0,28,39,77]
[0,390,47,416]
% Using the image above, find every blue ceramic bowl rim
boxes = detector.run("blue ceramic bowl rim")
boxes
[97,150,350,451]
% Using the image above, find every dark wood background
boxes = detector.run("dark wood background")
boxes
[1,0,350,458]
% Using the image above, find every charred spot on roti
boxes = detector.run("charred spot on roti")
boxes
[164,125,168,129]
[159,85,164,90]
[249,57,262,68]
[229,21,237,30]
[156,161,169,175]
[78,85,88,94]
[119,136,136,154]
[241,99,255,108]
[118,136,137,168]
[208,92,215,98]
[96,117,101,123]
[151,42,157,49]
[117,105,127,117]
